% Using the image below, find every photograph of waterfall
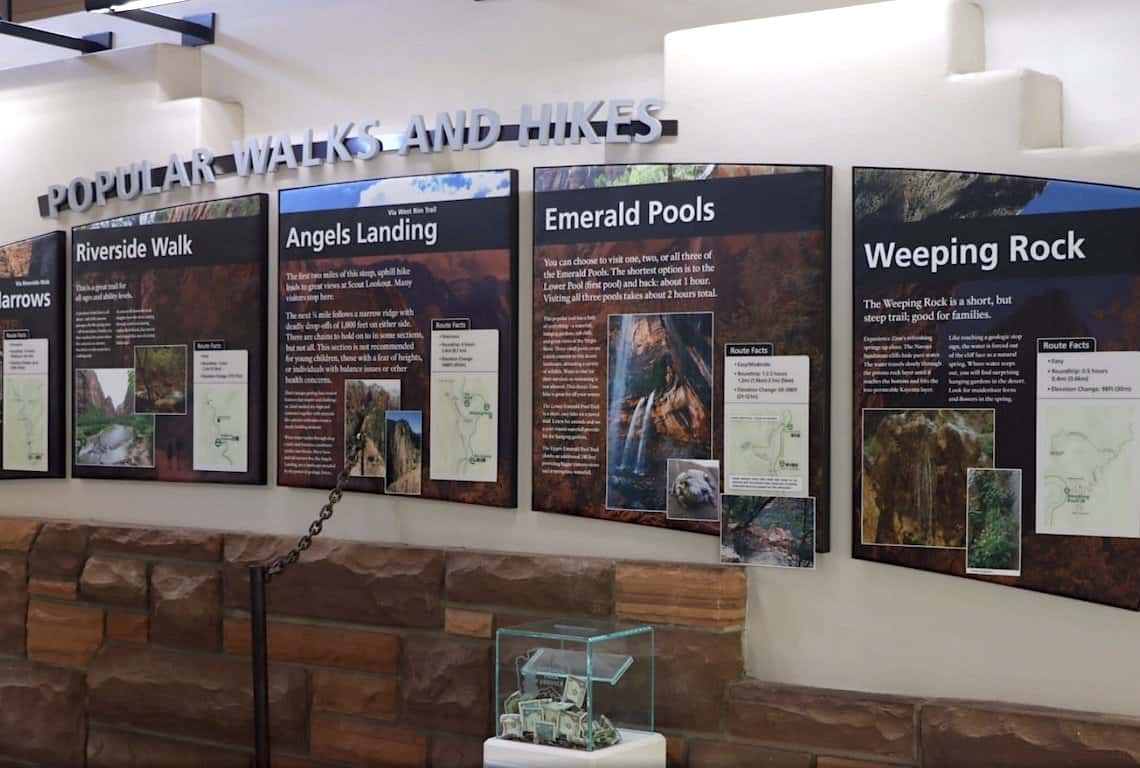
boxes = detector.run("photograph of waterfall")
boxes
[606,312,713,513]
[861,408,994,547]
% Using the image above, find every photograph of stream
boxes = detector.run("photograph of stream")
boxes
[75,368,155,468]
[606,312,713,512]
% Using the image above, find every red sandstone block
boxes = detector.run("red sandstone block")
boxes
[657,629,743,733]
[310,713,428,767]
[224,534,444,628]
[687,740,812,767]
[89,525,222,561]
[0,520,40,552]
[922,703,1140,768]
[27,578,76,599]
[27,600,103,667]
[150,562,221,651]
[87,644,307,750]
[615,563,746,628]
[0,659,85,765]
[429,732,484,768]
[445,606,494,639]
[87,726,249,768]
[312,669,400,721]
[224,617,400,674]
[446,551,613,616]
[28,523,88,582]
[402,636,492,737]
[80,556,148,607]
[106,611,148,644]
[666,733,689,767]
[726,681,917,761]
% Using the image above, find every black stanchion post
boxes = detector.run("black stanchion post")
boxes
[250,565,271,768]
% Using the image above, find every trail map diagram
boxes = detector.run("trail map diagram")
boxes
[725,403,808,495]
[193,382,248,473]
[1038,403,1139,536]
[2,375,48,472]
[430,373,498,482]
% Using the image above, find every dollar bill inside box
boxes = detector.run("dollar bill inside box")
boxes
[495,619,655,751]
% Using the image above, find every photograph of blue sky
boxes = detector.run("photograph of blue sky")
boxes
[1022,179,1140,215]
[281,170,511,214]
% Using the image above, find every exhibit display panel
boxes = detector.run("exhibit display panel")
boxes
[277,170,519,507]
[532,164,832,551]
[71,195,270,484]
[852,166,1140,610]
[0,232,65,480]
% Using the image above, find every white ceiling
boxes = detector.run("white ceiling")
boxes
[0,0,885,71]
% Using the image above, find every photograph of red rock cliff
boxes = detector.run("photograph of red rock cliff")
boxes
[533,164,832,546]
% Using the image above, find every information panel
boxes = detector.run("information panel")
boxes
[853,166,1140,609]
[533,164,831,554]
[0,233,65,480]
[277,171,519,507]
[71,195,269,484]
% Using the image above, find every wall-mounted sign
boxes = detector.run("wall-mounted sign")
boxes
[277,170,519,507]
[71,194,269,485]
[41,99,671,218]
[0,232,66,480]
[531,163,833,554]
[853,165,1140,610]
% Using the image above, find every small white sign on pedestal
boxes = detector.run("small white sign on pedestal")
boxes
[484,729,665,768]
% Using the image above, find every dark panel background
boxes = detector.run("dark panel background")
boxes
[0,231,66,481]
[851,165,1140,611]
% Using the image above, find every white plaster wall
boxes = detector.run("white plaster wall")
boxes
[649,0,1140,720]
[0,0,1137,719]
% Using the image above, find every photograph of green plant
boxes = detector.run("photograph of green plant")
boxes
[966,468,1021,576]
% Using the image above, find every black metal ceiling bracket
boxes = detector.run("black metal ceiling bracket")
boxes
[0,21,112,53]
[111,9,215,47]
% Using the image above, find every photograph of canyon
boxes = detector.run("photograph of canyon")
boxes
[385,410,422,495]
[862,409,994,547]
[606,312,713,513]
[721,495,815,568]
[134,345,187,415]
[75,368,154,467]
[344,379,400,478]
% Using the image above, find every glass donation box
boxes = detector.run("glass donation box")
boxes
[485,619,665,768]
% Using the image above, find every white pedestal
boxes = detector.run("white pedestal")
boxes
[484,729,666,768]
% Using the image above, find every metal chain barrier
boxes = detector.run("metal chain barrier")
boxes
[265,429,364,580]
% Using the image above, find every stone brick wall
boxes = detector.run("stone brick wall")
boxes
[0,517,1138,767]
